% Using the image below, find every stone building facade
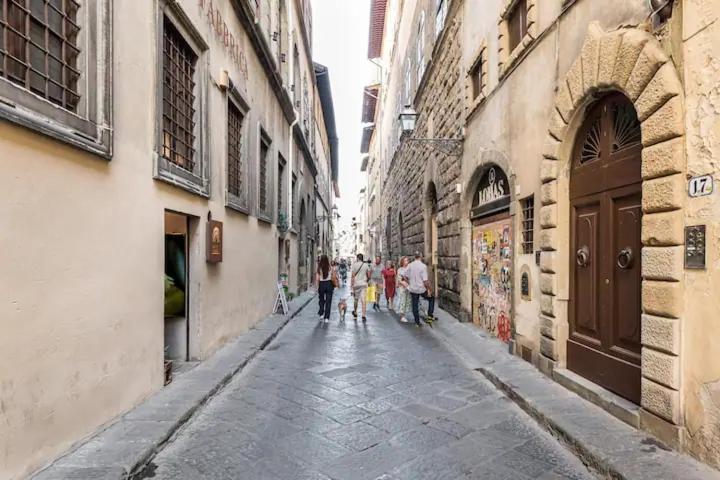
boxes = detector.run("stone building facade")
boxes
[0,0,336,478]
[364,0,720,468]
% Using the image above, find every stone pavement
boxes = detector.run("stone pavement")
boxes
[426,307,720,480]
[135,286,595,480]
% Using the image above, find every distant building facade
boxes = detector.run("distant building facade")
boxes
[0,0,337,478]
[363,0,720,468]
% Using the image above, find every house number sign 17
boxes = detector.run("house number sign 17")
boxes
[688,175,714,198]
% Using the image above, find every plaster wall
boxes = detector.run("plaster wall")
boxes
[0,0,308,477]
[680,0,720,466]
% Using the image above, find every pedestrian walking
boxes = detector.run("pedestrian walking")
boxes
[382,261,397,311]
[370,255,384,311]
[407,252,436,327]
[316,255,338,323]
[351,253,371,323]
[395,256,412,323]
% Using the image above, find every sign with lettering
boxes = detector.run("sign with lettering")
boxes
[470,166,510,219]
[198,0,249,81]
[688,175,713,198]
[206,220,223,263]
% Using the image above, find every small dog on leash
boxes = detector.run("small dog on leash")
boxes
[337,297,348,322]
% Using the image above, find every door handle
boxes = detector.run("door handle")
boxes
[617,247,634,269]
[576,246,590,268]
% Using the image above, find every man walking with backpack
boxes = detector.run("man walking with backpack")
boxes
[407,251,436,327]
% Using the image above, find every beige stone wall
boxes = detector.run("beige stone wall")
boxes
[0,0,322,477]
[680,0,720,467]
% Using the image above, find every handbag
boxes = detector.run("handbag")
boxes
[366,284,376,303]
[331,269,339,288]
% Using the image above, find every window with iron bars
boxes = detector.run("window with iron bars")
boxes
[227,100,244,198]
[0,0,81,111]
[521,195,535,254]
[259,135,270,214]
[277,154,286,222]
[162,17,197,173]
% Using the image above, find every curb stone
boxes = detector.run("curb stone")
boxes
[426,307,720,480]
[30,292,316,480]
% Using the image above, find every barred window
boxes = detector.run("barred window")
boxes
[162,17,197,173]
[277,155,286,220]
[0,0,81,111]
[521,195,534,254]
[227,101,244,198]
[291,174,297,228]
[258,135,270,213]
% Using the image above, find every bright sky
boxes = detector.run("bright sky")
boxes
[312,0,374,236]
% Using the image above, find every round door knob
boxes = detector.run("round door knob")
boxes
[617,247,634,269]
[576,246,590,267]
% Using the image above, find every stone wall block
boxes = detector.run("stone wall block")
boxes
[642,246,683,281]
[540,273,556,295]
[540,181,557,206]
[642,347,681,390]
[625,42,667,101]
[542,137,561,161]
[641,96,684,147]
[635,62,683,122]
[642,210,684,246]
[642,173,684,213]
[548,108,568,142]
[612,29,650,89]
[540,251,557,273]
[641,378,681,424]
[539,204,557,228]
[641,314,680,355]
[580,23,603,94]
[540,315,558,340]
[555,82,574,123]
[540,158,558,183]
[566,57,584,106]
[642,280,683,319]
[540,293,555,316]
[539,228,557,251]
[540,335,558,360]
[641,137,685,180]
[598,31,624,87]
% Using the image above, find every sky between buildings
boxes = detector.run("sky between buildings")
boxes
[312,0,374,235]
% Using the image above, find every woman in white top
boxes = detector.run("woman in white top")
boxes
[316,254,337,323]
[395,257,412,323]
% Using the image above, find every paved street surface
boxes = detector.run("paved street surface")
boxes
[142,286,595,480]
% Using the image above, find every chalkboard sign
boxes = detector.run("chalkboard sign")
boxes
[273,282,289,315]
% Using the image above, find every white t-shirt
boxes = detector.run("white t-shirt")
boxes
[407,259,429,294]
[352,261,370,287]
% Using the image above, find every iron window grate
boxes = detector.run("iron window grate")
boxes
[259,138,269,213]
[0,0,82,111]
[227,100,244,197]
[521,195,534,254]
[162,17,197,173]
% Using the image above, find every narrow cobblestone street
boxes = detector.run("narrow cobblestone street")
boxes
[142,287,594,480]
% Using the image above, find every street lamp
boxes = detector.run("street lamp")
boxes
[398,105,463,156]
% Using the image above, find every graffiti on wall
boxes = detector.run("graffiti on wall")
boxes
[472,218,512,342]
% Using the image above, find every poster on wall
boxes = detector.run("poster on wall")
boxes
[472,218,512,342]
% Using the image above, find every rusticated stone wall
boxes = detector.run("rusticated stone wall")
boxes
[383,10,465,316]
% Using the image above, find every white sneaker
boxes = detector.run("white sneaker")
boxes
[400,317,409,323]
[324,318,329,323]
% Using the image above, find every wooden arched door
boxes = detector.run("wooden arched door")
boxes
[568,93,642,404]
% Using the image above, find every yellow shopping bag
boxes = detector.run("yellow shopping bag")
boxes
[366,284,376,303]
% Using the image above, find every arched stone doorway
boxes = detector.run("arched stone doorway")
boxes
[568,92,643,404]
[299,200,307,290]
[539,23,687,433]
[468,164,513,342]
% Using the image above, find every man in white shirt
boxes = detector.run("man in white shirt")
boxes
[407,251,435,327]
[351,253,370,322]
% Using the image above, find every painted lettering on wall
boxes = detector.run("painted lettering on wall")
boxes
[198,0,249,81]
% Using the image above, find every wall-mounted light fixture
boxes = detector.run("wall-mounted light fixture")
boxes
[399,105,463,156]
